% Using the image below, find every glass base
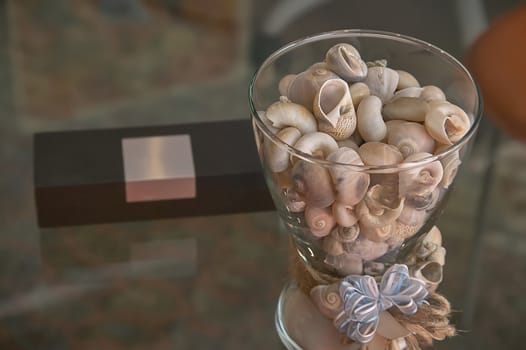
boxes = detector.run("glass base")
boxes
[275,282,350,350]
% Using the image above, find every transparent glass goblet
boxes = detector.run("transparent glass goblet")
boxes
[249,30,481,349]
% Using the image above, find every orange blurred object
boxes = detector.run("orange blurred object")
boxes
[466,4,526,141]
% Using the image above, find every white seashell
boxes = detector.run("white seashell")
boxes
[358,142,404,166]
[305,206,336,237]
[293,132,339,159]
[325,43,368,82]
[387,121,435,158]
[309,284,343,319]
[286,64,339,109]
[349,82,370,107]
[436,146,461,189]
[362,66,399,103]
[396,70,420,90]
[332,202,359,227]
[359,222,396,242]
[257,110,279,134]
[327,147,370,206]
[391,86,423,101]
[292,160,335,208]
[415,226,443,258]
[337,139,359,151]
[314,79,357,141]
[357,185,405,229]
[428,246,446,266]
[265,127,302,172]
[411,261,443,292]
[278,74,297,96]
[356,95,387,142]
[265,99,317,134]
[399,152,444,197]
[424,102,471,145]
[333,224,360,243]
[420,85,446,102]
[382,97,430,122]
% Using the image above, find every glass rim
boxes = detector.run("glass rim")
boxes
[248,29,483,172]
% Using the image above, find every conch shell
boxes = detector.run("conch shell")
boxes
[324,43,368,82]
[314,79,357,140]
[327,147,370,206]
[265,98,317,134]
[425,101,471,145]
[398,152,444,197]
[292,160,335,208]
[286,63,339,110]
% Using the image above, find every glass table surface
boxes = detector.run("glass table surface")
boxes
[1,1,524,349]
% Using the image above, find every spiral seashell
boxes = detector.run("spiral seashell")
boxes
[387,121,435,158]
[332,202,359,227]
[327,147,370,206]
[278,74,297,96]
[349,82,370,107]
[293,132,339,160]
[345,236,389,261]
[405,188,440,210]
[356,95,387,142]
[411,261,443,292]
[358,142,404,166]
[396,70,420,90]
[257,110,279,134]
[292,160,335,208]
[391,86,423,101]
[325,43,368,82]
[362,66,399,103]
[309,284,343,319]
[359,222,396,242]
[318,114,357,141]
[265,98,317,134]
[425,101,471,145]
[356,185,405,230]
[420,85,446,102]
[435,145,462,189]
[322,231,345,256]
[265,127,302,172]
[305,206,336,237]
[382,97,430,122]
[398,152,444,197]
[415,226,442,259]
[286,63,339,110]
[334,224,360,243]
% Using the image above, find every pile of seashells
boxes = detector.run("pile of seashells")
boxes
[257,43,471,277]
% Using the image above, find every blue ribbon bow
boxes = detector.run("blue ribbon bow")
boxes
[334,264,428,343]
